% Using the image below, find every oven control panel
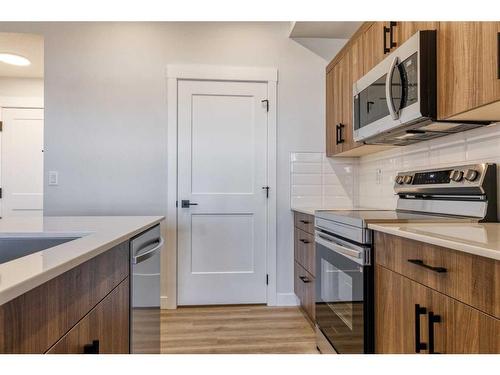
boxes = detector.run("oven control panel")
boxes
[393,163,490,189]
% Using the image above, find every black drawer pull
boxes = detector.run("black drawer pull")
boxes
[414,304,427,353]
[299,275,311,283]
[299,220,311,224]
[83,339,100,354]
[299,239,310,244]
[335,123,345,145]
[408,259,447,273]
[428,311,442,354]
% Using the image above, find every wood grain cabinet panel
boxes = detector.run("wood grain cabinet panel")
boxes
[294,212,315,235]
[47,278,130,354]
[396,21,439,46]
[0,241,129,353]
[294,262,315,322]
[376,265,500,354]
[375,231,500,318]
[362,22,387,74]
[326,63,344,156]
[438,22,500,120]
[294,228,315,277]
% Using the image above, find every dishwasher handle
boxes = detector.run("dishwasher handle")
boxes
[132,237,164,264]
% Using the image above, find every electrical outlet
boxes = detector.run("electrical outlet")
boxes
[375,168,382,185]
[48,171,58,186]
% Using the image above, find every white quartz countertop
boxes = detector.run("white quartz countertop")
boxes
[0,216,164,305]
[368,222,500,261]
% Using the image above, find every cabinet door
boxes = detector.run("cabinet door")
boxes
[429,288,500,354]
[46,278,130,354]
[375,265,431,354]
[342,37,364,151]
[396,22,438,46]
[362,22,387,73]
[438,22,500,119]
[326,64,343,156]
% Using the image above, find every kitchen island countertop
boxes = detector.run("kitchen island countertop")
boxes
[0,216,164,305]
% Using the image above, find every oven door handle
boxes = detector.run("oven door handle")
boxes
[315,232,365,265]
[385,56,400,120]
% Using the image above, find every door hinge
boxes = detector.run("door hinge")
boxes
[0,187,2,199]
[175,200,178,208]
[266,274,269,285]
[261,99,269,112]
[0,121,2,132]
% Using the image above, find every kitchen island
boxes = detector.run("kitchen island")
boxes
[0,216,164,354]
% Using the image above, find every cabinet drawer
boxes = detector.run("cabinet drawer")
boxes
[47,278,130,354]
[294,228,315,276]
[294,261,315,322]
[294,212,315,234]
[375,232,500,318]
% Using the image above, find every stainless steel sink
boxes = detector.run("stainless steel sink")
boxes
[0,237,80,264]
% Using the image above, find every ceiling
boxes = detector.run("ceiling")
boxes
[289,22,363,39]
[0,33,44,78]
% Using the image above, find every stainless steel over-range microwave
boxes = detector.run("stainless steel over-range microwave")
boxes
[352,30,488,146]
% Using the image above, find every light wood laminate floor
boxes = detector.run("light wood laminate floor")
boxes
[160,305,318,354]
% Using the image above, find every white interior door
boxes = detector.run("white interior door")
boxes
[177,79,268,305]
[0,108,44,217]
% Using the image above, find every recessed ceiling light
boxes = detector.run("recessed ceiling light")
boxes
[0,53,31,66]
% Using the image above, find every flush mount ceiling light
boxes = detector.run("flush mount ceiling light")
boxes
[0,53,31,66]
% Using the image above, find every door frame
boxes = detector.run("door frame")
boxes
[0,96,44,215]
[164,64,278,309]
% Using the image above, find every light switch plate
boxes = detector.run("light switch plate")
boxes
[48,171,58,186]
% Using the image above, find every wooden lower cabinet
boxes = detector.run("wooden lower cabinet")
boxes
[375,265,500,353]
[47,278,130,354]
[294,261,315,322]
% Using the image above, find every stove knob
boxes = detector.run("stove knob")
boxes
[395,175,404,185]
[450,170,464,182]
[403,175,413,184]
[464,169,479,182]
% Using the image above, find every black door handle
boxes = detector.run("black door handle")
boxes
[428,311,441,354]
[83,339,100,354]
[181,200,198,208]
[299,239,310,244]
[408,259,447,273]
[415,304,427,353]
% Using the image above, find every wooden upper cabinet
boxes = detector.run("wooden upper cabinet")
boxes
[396,21,439,46]
[362,22,388,73]
[326,63,343,156]
[438,22,500,120]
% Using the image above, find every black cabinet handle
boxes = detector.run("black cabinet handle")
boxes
[383,22,397,54]
[408,259,447,273]
[299,239,310,244]
[336,123,345,145]
[299,275,311,283]
[83,339,100,354]
[414,304,427,353]
[428,311,441,354]
[299,220,310,224]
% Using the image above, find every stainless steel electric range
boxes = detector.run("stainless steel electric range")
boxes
[314,163,497,354]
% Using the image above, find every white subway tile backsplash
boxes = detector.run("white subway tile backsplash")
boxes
[290,152,356,209]
[291,162,322,174]
[358,123,500,209]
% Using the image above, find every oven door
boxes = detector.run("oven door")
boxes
[315,231,373,354]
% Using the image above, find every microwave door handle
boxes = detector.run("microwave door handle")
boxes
[385,56,400,120]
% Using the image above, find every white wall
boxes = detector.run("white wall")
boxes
[0,22,327,301]
[357,123,500,217]
[0,77,43,99]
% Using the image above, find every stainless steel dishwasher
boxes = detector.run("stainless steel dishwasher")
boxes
[130,224,163,353]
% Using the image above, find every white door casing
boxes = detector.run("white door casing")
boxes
[177,80,269,305]
[0,108,44,217]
